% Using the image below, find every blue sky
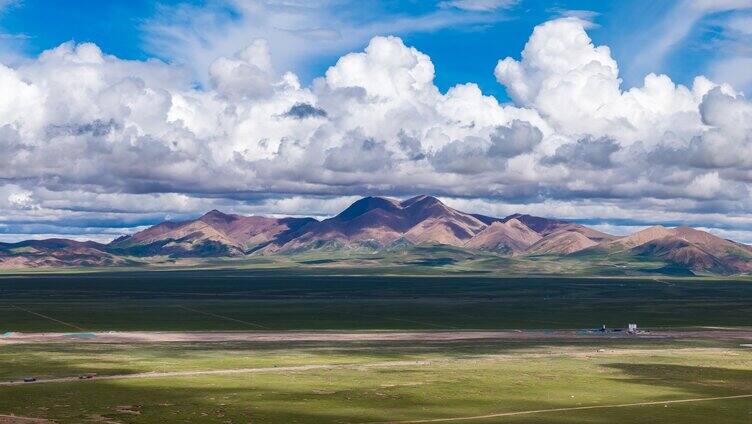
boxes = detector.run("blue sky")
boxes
[2,0,748,100]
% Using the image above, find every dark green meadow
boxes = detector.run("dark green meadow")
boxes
[1,270,751,331]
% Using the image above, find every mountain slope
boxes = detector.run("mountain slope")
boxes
[593,226,752,274]
[606,226,675,250]
[110,210,316,257]
[469,213,615,255]
[464,219,541,253]
[0,239,133,268]
[526,230,599,255]
[269,196,489,252]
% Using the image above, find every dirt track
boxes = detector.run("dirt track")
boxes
[0,360,435,387]
[1,329,752,345]
[2,346,738,389]
[3,355,752,423]
[0,415,54,423]
[363,393,752,423]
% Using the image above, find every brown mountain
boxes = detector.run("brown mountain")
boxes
[1,195,750,274]
[525,222,617,255]
[526,231,599,255]
[574,225,752,274]
[260,196,617,255]
[464,219,542,254]
[471,213,615,255]
[606,225,676,250]
[619,227,752,274]
[265,195,489,253]
[0,239,131,268]
[110,210,316,257]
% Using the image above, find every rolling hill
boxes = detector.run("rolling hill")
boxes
[596,225,752,274]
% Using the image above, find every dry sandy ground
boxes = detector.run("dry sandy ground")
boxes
[1,329,752,345]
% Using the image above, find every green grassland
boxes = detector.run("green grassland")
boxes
[1,339,751,423]
[1,270,751,423]
[1,270,752,331]
[0,243,721,277]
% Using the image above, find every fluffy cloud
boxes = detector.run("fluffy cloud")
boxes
[324,137,393,173]
[545,136,620,169]
[494,18,721,144]
[0,18,750,241]
[209,39,278,100]
[681,88,752,173]
[431,120,542,174]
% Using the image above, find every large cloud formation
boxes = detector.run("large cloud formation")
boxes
[1,18,751,242]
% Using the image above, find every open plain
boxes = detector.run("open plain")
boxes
[1,270,751,423]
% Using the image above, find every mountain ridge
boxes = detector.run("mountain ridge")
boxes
[1,195,750,274]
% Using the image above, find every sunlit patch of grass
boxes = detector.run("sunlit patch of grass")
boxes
[1,341,751,423]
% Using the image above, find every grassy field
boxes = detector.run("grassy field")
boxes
[1,270,751,423]
[1,270,752,331]
[1,339,751,423]
[0,243,716,277]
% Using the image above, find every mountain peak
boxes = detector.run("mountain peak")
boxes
[609,225,675,250]
[645,225,668,231]
[200,209,234,222]
[202,209,228,217]
[400,195,442,208]
[502,213,566,235]
[3,195,751,274]
[334,196,401,221]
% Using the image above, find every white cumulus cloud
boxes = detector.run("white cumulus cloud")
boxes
[0,17,750,241]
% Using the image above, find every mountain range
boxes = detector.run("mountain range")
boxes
[1,195,751,275]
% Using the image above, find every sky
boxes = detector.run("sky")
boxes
[0,0,751,243]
